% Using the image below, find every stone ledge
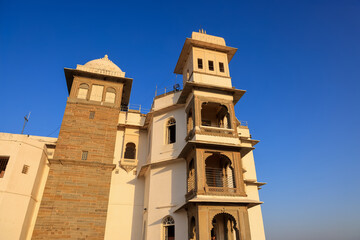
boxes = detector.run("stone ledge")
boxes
[49,159,116,170]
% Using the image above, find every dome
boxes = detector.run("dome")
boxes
[76,55,125,77]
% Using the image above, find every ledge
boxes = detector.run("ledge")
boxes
[174,195,263,212]
[49,159,116,170]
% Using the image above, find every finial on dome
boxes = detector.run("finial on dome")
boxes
[104,54,109,60]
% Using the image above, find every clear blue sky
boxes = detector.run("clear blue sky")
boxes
[1,0,360,239]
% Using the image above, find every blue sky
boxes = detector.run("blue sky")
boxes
[1,0,360,239]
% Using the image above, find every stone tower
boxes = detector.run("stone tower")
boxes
[173,31,264,239]
[32,55,133,239]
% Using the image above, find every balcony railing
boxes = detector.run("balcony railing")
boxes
[200,126,234,136]
[205,167,236,194]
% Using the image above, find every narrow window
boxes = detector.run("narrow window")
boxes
[197,58,203,69]
[167,118,176,144]
[162,216,175,240]
[90,85,104,101]
[186,69,189,80]
[89,111,95,119]
[0,157,9,178]
[208,60,214,71]
[77,83,89,99]
[105,87,116,103]
[22,165,29,174]
[124,142,136,159]
[81,151,88,160]
[219,62,224,72]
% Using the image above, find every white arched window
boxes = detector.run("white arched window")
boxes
[162,216,175,240]
[77,83,89,99]
[166,118,176,144]
[105,87,116,103]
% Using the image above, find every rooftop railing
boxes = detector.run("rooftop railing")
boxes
[121,104,150,114]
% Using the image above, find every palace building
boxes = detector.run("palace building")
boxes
[0,31,266,239]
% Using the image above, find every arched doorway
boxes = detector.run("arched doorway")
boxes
[211,213,239,240]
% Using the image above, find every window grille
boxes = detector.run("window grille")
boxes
[162,216,175,240]
[89,111,95,119]
[197,58,203,69]
[22,165,29,174]
[219,62,224,72]
[208,60,214,71]
[81,151,88,160]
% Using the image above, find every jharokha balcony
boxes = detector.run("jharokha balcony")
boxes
[186,153,245,199]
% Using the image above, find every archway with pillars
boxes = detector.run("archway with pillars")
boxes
[210,213,239,240]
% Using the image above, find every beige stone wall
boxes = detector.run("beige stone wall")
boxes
[32,162,114,239]
[53,102,119,164]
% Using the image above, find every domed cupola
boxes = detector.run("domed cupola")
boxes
[76,55,125,77]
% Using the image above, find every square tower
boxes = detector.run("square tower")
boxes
[32,55,133,239]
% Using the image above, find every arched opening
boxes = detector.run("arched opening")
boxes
[205,154,235,190]
[211,213,239,240]
[77,83,89,99]
[166,118,176,144]
[201,102,231,129]
[105,87,116,103]
[189,217,196,240]
[187,159,195,192]
[162,215,175,240]
[124,142,136,159]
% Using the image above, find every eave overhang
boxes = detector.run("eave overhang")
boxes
[174,38,237,74]
[64,68,133,106]
[176,82,246,105]
[178,140,255,159]
[174,196,263,212]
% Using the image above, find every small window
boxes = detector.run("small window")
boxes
[78,83,89,99]
[105,87,116,103]
[186,69,189,80]
[124,142,136,159]
[197,58,203,69]
[89,111,95,119]
[22,165,29,174]
[219,62,225,72]
[167,118,176,144]
[208,61,214,71]
[0,157,9,178]
[81,151,88,160]
[162,216,175,240]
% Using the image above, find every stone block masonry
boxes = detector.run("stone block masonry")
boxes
[33,99,119,239]
[32,162,115,239]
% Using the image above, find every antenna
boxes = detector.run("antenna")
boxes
[21,112,31,134]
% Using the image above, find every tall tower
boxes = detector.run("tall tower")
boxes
[174,31,265,239]
[32,55,133,239]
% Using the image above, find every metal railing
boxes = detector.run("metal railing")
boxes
[205,167,236,191]
[239,120,248,127]
[155,83,182,97]
[121,104,150,114]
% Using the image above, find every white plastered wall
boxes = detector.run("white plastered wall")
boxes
[150,107,186,163]
[145,161,188,240]
[242,148,266,240]
[104,112,146,240]
[0,133,56,240]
